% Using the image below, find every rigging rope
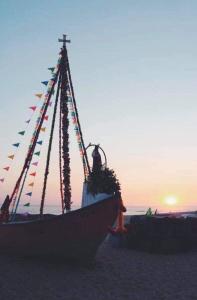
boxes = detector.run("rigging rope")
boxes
[65,47,90,179]
[8,65,61,213]
[40,74,61,216]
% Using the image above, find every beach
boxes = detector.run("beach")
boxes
[1,235,197,300]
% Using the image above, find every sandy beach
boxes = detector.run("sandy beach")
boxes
[0,235,197,300]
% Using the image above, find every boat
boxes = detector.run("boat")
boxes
[0,35,122,261]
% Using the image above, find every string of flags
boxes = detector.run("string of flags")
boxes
[0,91,46,184]
[67,90,88,177]
[1,53,64,212]
[22,56,62,207]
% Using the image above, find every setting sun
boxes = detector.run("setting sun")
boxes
[164,195,178,206]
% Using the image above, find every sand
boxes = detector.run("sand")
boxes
[0,237,197,300]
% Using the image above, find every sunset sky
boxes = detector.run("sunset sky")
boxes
[0,1,197,212]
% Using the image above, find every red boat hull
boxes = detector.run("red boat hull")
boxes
[0,196,118,260]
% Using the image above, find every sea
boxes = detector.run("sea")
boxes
[16,203,197,216]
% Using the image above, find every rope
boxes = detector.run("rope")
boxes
[40,74,61,216]
[11,167,29,221]
[9,66,61,210]
[65,47,90,178]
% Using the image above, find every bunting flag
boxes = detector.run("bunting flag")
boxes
[3,167,10,171]
[72,117,77,124]
[41,81,48,86]
[28,182,34,187]
[24,202,30,207]
[30,172,36,177]
[0,178,4,183]
[35,93,43,99]
[44,116,49,121]
[8,155,14,160]
[26,119,31,124]
[34,151,40,156]
[32,162,38,166]
[48,67,55,72]
[49,101,52,107]
[12,143,20,147]
[18,131,25,136]
[40,127,46,132]
[37,140,43,145]
[26,192,32,197]
[29,106,37,111]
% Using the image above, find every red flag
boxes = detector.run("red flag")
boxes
[29,106,36,111]
[30,172,36,177]
[3,166,10,171]
[44,116,49,121]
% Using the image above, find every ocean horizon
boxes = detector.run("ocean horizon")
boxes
[14,203,197,216]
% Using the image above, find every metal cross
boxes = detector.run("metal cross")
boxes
[58,34,71,47]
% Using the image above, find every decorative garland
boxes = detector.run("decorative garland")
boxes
[60,47,71,211]
[87,167,121,196]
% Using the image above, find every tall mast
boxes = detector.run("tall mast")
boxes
[59,35,71,211]
[7,35,90,218]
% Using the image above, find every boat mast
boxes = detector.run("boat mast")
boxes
[7,35,90,218]
[59,35,72,212]
[57,35,91,211]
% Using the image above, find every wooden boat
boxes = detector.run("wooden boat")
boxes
[0,35,121,260]
[0,197,118,260]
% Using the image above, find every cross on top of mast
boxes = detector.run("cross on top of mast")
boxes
[58,34,71,47]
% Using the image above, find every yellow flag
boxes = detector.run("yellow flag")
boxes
[8,155,14,160]
[35,93,43,99]
[28,182,34,187]
[41,127,46,132]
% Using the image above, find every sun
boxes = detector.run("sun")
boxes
[164,195,178,206]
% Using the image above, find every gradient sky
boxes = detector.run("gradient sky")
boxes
[1,0,197,212]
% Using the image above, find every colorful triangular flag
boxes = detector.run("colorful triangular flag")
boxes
[37,141,43,145]
[3,166,10,171]
[0,178,5,183]
[32,162,38,166]
[41,81,48,86]
[44,116,48,121]
[35,93,43,99]
[18,131,25,136]
[34,151,40,156]
[26,119,31,124]
[28,182,34,187]
[29,106,36,111]
[12,143,20,147]
[48,67,55,72]
[30,172,36,177]
[40,127,46,132]
[26,192,32,196]
[8,155,14,160]
[24,202,30,207]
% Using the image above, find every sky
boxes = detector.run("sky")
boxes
[0,0,197,212]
